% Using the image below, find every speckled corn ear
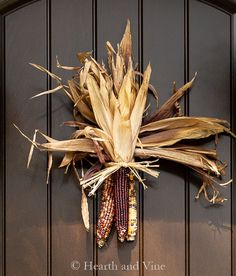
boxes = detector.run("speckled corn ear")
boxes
[126,173,137,241]
[96,175,115,248]
[114,168,129,242]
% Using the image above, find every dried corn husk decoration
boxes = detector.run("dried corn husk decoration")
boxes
[16,20,235,248]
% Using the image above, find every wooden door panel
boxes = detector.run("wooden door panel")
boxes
[0,0,235,275]
[189,1,232,275]
[143,1,186,275]
[50,0,94,275]
[5,1,47,275]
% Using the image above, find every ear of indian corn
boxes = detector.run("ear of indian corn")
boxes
[126,173,137,241]
[96,175,115,248]
[114,167,129,242]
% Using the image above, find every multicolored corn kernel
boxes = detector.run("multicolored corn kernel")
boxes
[126,173,137,241]
[114,167,129,242]
[96,175,115,248]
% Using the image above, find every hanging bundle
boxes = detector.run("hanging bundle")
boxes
[16,20,235,247]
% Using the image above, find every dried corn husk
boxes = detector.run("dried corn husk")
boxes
[15,20,236,247]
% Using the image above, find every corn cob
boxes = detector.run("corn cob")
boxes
[114,167,129,242]
[126,173,138,241]
[96,175,115,248]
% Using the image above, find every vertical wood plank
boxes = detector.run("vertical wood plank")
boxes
[5,1,47,275]
[96,1,140,275]
[0,14,4,276]
[143,1,186,275]
[50,0,94,275]
[189,1,231,275]
[232,13,236,276]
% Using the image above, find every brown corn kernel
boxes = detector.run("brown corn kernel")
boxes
[114,167,129,242]
[96,175,115,248]
[126,173,138,241]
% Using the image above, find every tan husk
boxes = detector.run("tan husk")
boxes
[16,20,235,237]
[73,163,90,231]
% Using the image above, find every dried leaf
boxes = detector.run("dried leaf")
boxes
[135,71,158,107]
[77,51,92,64]
[39,138,96,153]
[86,74,113,136]
[27,129,38,168]
[31,85,63,99]
[81,189,90,231]
[118,60,134,120]
[145,73,197,123]
[68,80,96,123]
[119,20,132,67]
[135,147,220,175]
[47,152,53,184]
[140,116,228,134]
[80,60,91,87]
[140,117,231,147]
[59,152,75,168]
[106,41,116,71]
[56,56,81,70]
[130,63,151,153]
[29,63,62,82]
[113,108,132,162]
[112,52,125,94]
[73,163,90,231]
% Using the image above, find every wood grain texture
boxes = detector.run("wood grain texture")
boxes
[5,1,48,275]
[189,1,231,275]
[143,1,186,275]
[50,0,94,275]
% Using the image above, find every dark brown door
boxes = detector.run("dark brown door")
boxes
[0,0,236,275]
